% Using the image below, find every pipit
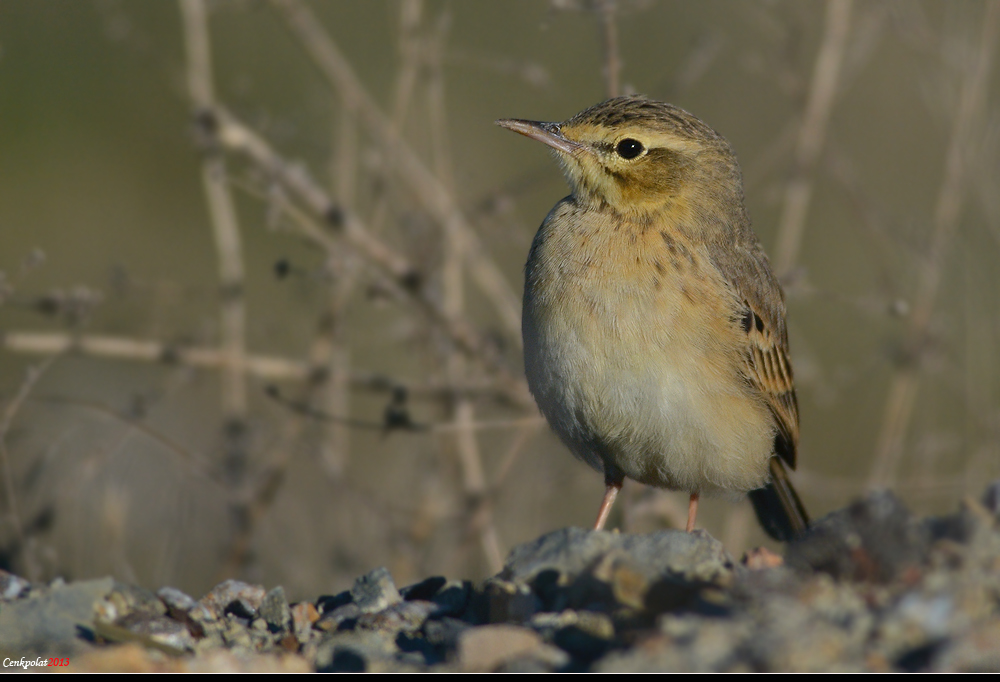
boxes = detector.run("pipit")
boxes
[497,96,809,541]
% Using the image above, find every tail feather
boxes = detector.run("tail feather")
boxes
[748,457,810,542]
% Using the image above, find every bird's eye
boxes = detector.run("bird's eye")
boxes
[615,138,644,160]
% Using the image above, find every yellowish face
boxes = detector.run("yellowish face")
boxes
[497,97,741,224]
[555,121,707,216]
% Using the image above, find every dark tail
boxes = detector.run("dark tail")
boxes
[748,458,810,542]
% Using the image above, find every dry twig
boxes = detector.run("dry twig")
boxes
[774,0,854,276]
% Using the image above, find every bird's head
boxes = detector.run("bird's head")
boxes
[497,96,746,227]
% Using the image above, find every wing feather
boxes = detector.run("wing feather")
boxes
[709,238,800,469]
[741,300,799,468]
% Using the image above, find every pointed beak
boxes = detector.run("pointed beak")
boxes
[495,118,585,156]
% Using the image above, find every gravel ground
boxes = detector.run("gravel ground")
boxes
[2,486,999,672]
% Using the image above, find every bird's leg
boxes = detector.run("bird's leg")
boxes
[594,471,624,531]
[686,492,700,532]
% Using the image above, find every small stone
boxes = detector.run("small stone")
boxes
[552,623,613,665]
[316,590,352,614]
[315,602,360,633]
[313,631,405,673]
[108,582,167,619]
[432,580,472,617]
[291,601,320,641]
[355,600,437,634]
[606,561,649,610]
[743,547,785,570]
[97,612,196,654]
[787,491,929,583]
[482,578,542,624]
[201,579,266,620]
[157,586,198,613]
[400,576,447,601]
[260,586,291,633]
[422,616,471,649]
[0,569,31,601]
[457,624,548,672]
[351,567,402,614]
[220,615,254,650]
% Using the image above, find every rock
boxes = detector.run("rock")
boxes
[200,579,266,620]
[315,602,361,634]
[786,490,929,582]
[354,600,437,634]
[401,576,471,617]
[595,619,753,673]
[93,612,196,654]
[0,576,114,656]
[113,582,166,616]
[497,527,737,617]
[313,631,417,673]
[400,576,447,601]
[291,601,320,642]
[457,624,568,672]
[0,569,32,601]
[421,616,471,650]
[350,566,402,614]
[502,527,737,587]
[157,586,198,613]
[480,578,543,623]
[259,586,291,633]
[316,590,352,614]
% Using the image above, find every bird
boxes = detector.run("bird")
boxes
[496,96,809,541]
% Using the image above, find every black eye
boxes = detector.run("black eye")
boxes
[615,138,644,160]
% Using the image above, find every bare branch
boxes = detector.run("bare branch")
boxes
[209,107,531,406]
[774,0,853,276]
[598,0,620,98]
[269,0,523,345]
[1,330,523,404]
[180,0,248,419]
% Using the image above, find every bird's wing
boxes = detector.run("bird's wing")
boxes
[738,297,799,468]
[710,240,800,469]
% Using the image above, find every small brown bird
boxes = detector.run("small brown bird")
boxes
[497,96,809,541]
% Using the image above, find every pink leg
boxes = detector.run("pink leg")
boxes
[686,492,700,532]
[593,479,623,530]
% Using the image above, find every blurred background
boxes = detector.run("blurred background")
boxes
[1,0,998,601]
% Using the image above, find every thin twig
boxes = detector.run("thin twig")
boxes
[311,24,365,481]
[774,0,853,276]
[209,106,531,405]
[424,10,503,573]
[1,330,519,402]
[869,1,1000,488]
[180,0,248,420]
[598,0,620,98]
[269,0,523,346]
[3,330,308,381]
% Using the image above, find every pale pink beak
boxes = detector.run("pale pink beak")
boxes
[495,118,586,157]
